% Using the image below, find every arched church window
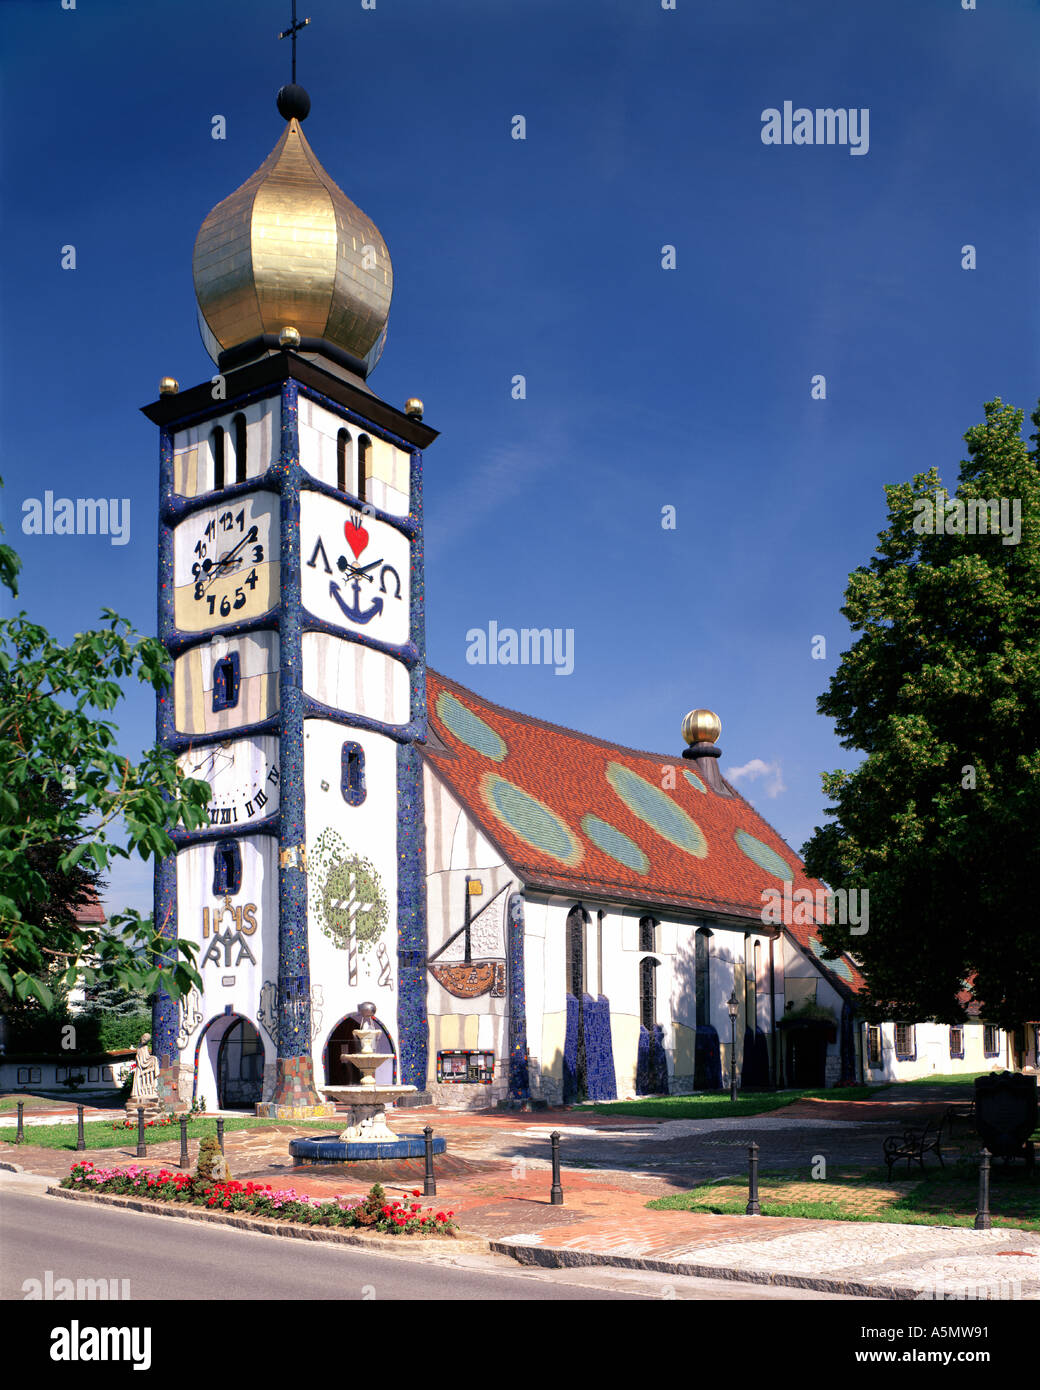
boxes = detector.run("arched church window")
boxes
[357,435,371,504]
[341,741,366,806]
[695,926,712,1028]
[640,956,658,1031]
[639,915,657,953]
[750,940,761,1030]
[566,904,587,998]
[212,653,240,711]
[213,840,242,896]
[211,425,225,491]
[337,428,351,493]
[233,413,248,484]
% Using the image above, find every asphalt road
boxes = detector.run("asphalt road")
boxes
[0,1179,859,1302]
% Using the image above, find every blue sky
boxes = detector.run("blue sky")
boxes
[2,0,1038,916]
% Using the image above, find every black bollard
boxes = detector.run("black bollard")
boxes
[76,1104,86,1152]
[974,1148,992,1230]
[423,1126,437,1197]
[179,1114,189,1170]
[746,1141,762,1215]
[136,1107,146,1159]
[217,1117,225,1155]
[550,1130,563,1205]
[16,1100,24,1144]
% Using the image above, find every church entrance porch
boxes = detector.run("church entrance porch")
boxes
[194,1013,266,1111]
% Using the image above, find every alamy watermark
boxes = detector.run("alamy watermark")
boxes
[760,881,868,935]
[21,492,130,547]
[913,492,1021,546]
[761,102,869,156]
[466,621,574,677]
[24,1271,130,1300]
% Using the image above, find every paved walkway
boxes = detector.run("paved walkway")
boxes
[4,1090,1037,1299]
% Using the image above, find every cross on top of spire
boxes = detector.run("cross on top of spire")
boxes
[279,0,311,85]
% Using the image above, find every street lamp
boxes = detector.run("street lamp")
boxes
[727,991,739,1101]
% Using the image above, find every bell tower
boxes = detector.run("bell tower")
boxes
[142,78,437,1115]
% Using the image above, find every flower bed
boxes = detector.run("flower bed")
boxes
[61,1163,458,1235]
[111,1115,175,1130]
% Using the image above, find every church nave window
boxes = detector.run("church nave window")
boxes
[233,413,248,484]
[640,956,658,1031]
[341,741,366,806]
[639,915,657,954]
[566,904,587,997]
[357,434,371,503]
[212,653,241,711]
[210,425,226,491]
[213,840,242,896]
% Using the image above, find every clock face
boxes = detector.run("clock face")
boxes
[300,492,409,647]
[173,493,279,633]
[180,736,280,826]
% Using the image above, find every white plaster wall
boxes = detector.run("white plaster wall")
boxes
[298,397,409,516]
[173,631,280,736]
[172,399,277,497]
[302,632,409,726]
[865,1021,1013,1082]
[304,719,400,1084]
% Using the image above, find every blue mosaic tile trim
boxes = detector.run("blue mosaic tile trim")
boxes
[163,472,280,525]
[164,715,281,755]
[563,993,580,1102]
[296,616,419,669]
[170,816,279,849]
[395,443,428,1091]
[694,1025,723,1090]
[648,1023,668,1095]
[152,424,180,1070]
[582,994,617,1101]
[164,609,282,659]
[302,692,424,745]
[741,1026,770,1088]
[506,893,530,1100]
[275,379,314,1061]
[289,1134,446,1163]
[635,1023,649,1096]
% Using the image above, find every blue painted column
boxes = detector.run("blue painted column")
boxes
[270,377,322,1110]
[507,893,530,1101]
[152,424,181,1106]
[396,445,429,1090]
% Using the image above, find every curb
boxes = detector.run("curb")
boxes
[487,1238,1040,1301]
[47,1185,489,1255]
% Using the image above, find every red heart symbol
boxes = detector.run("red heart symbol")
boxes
[344,517,369,559]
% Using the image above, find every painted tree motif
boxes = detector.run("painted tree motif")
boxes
[311,829,388,985]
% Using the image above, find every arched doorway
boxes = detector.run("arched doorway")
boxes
[216,1018,265,1109]
[323,1013,397,1086]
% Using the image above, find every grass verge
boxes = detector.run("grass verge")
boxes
[576,1085,881,1120]
[1,1116,343,1151]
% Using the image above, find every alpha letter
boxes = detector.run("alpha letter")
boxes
[660,504,677,530]
[811,634,826,660]
[211,115,226,140]
[661,244,677,269]
[810,374,827,399]
[511,374,527,400]
[60,245,76,270]
[511,114,526,140]
[961,244,976,269]
[760,109,781,146]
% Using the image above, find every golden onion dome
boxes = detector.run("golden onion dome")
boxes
[681,708,722,746]
[192,101,392,374]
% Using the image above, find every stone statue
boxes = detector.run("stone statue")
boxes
[131,1034,160,1104]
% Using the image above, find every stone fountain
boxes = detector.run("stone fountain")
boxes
[288,1003,446,1166]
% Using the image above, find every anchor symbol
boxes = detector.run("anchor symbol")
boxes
[329,577,384,625]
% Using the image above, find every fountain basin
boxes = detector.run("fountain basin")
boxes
[290,1132,446,1165]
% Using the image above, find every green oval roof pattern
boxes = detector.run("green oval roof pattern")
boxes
[480,773,583,868]
[808,936,854,984]
[580,814,649,875]
[435,691,507,762]
[734,829,792,881]
[605,763,708,857]
[683,768,707,794]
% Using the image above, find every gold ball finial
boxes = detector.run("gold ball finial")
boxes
[405,398,424,420]
[279,326,301,350]
[682,709,722,746]
[159,377,179,396]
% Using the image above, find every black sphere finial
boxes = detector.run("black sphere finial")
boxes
[277,84,311,121]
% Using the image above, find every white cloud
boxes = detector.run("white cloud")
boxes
[726,757,786,799]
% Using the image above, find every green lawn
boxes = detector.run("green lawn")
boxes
[1,1116,342,1151]
[648,1162,1040,1231]
[576,1085,881,1120]
[876,1072,990,1088]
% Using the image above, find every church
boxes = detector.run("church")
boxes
[143,79,1024,1117]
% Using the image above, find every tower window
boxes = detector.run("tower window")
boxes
[233,414,248,484]
[211,425,225,491]
[337,428,351,493]
[212,653,241,711]
[213,840,242,896]
[357,435,371,504]
[341,741,366,806]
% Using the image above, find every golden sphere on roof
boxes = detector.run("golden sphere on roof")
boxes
[405,398,424,420]
[681,709,722,746]
[158,377,179,396]
[192,106,392,374]
[279,326,302,349]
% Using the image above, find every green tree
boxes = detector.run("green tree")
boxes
[802,399,1040,1032]
[0,503,212,1010]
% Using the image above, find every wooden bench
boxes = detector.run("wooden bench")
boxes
[883,1114,946,1179]
[946,1098,975,1133]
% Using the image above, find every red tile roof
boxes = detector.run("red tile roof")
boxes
[423,670,863,998]
[72,894,106,926]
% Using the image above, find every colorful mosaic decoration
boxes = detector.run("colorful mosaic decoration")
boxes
[311,827,389,976]
[427,960,505,999]
[683,768,707,794]
[734,829,792,882]
[435,690,507,761]
[479,772,583,868]
[580,813,649,875]
[604,762,707,857]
